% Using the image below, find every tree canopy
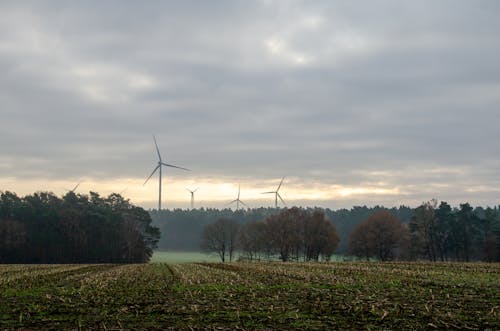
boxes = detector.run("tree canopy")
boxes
[201,208,340,262]
[0,191,160,263]
[349,210,407,261]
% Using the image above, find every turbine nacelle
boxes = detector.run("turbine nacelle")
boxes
[228,184,248,210]
[187,187,199,209]
[64,182,81,193]
[186,187,199,194]
[262,177,286,208]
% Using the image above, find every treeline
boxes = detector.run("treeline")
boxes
[150,205,413,254]
[153,202,500,262]
[408,201,499,262]
[201,208,339,262]
[0,191,160,263]
[348,201,500,262]
[151,208,280,251]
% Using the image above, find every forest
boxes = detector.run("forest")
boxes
[0,191,160,263]
[150,206,414,253]
[153,202,500,262]
[1,190,499,263]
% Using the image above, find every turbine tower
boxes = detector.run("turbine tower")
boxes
[262,177,286,208]
[144,135,190,210]
[186,187,199,209]
[228,184,248,210]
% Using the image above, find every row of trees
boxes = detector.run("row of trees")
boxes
[150,206,413,253]
[200,208,339,262]
[199,202,500,263]
[409,201,499,262]
[0,191,160,263]
[348,201,500,262]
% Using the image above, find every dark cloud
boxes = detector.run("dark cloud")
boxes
[1,1,499,207]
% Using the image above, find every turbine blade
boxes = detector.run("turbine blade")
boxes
[261,191,275,194]
[161,162,190,171]
[193,187,199,192]
[277,176,285,191]
[227,200,237,205]
[144,165,160,185]
[239,200,249,208]
[238,184,240,199]
[72,182,80,192]
[278,193,286,206]
[153,135,162,161]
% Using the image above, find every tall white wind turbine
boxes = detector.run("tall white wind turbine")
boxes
[186,187,199,209]
[144,135,190,210]
[262,177,286,208]
[228,184,248,210]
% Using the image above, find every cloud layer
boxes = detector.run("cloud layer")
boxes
[1,1,499,208]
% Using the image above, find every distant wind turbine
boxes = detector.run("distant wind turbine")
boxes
[228,184,248,210]
[186,187,199,209]
[144,135,190,211]
[64,182,81,193]
[262,177,286,208]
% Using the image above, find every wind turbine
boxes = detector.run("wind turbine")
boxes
[144,135,190,210]
[228,184,248,210]
[186,187,199,209]
[262,177,286,208]
[64,182,81,193]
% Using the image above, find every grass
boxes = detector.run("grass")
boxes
[0,262,499,330]
[150,251,221,263]
[150,251,349,263]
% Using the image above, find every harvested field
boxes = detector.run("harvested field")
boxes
[0,262,498,330]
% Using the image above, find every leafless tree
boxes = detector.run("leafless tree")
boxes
[239,220,268,261]
[248,208,340,262]
[349,210,405,261]
[200,218,240,262]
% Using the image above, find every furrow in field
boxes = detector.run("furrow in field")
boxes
[79,263,172,293]
[169,263,264,286]
[190,261,500,294]
[0,264,66,277]
[194,262,359,286]
[77,263,174,307]
[0,265,103,289]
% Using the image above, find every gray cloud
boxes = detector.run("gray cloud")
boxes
[1,1,499,207]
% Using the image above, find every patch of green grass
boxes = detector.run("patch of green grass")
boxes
[150,250,221,263]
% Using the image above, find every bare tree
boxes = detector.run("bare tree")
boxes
[239,220,268,261]
[410,200,438,261]
[265,209,303,262]
[348,222,372,261]
[304,211,339,261]
[257,208,339,262]
[200,218,240,262]
[349,210,404,261]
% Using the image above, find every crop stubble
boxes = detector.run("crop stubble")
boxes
[0,262,498,330]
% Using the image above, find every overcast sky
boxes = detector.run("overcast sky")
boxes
[1,1,499,209]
